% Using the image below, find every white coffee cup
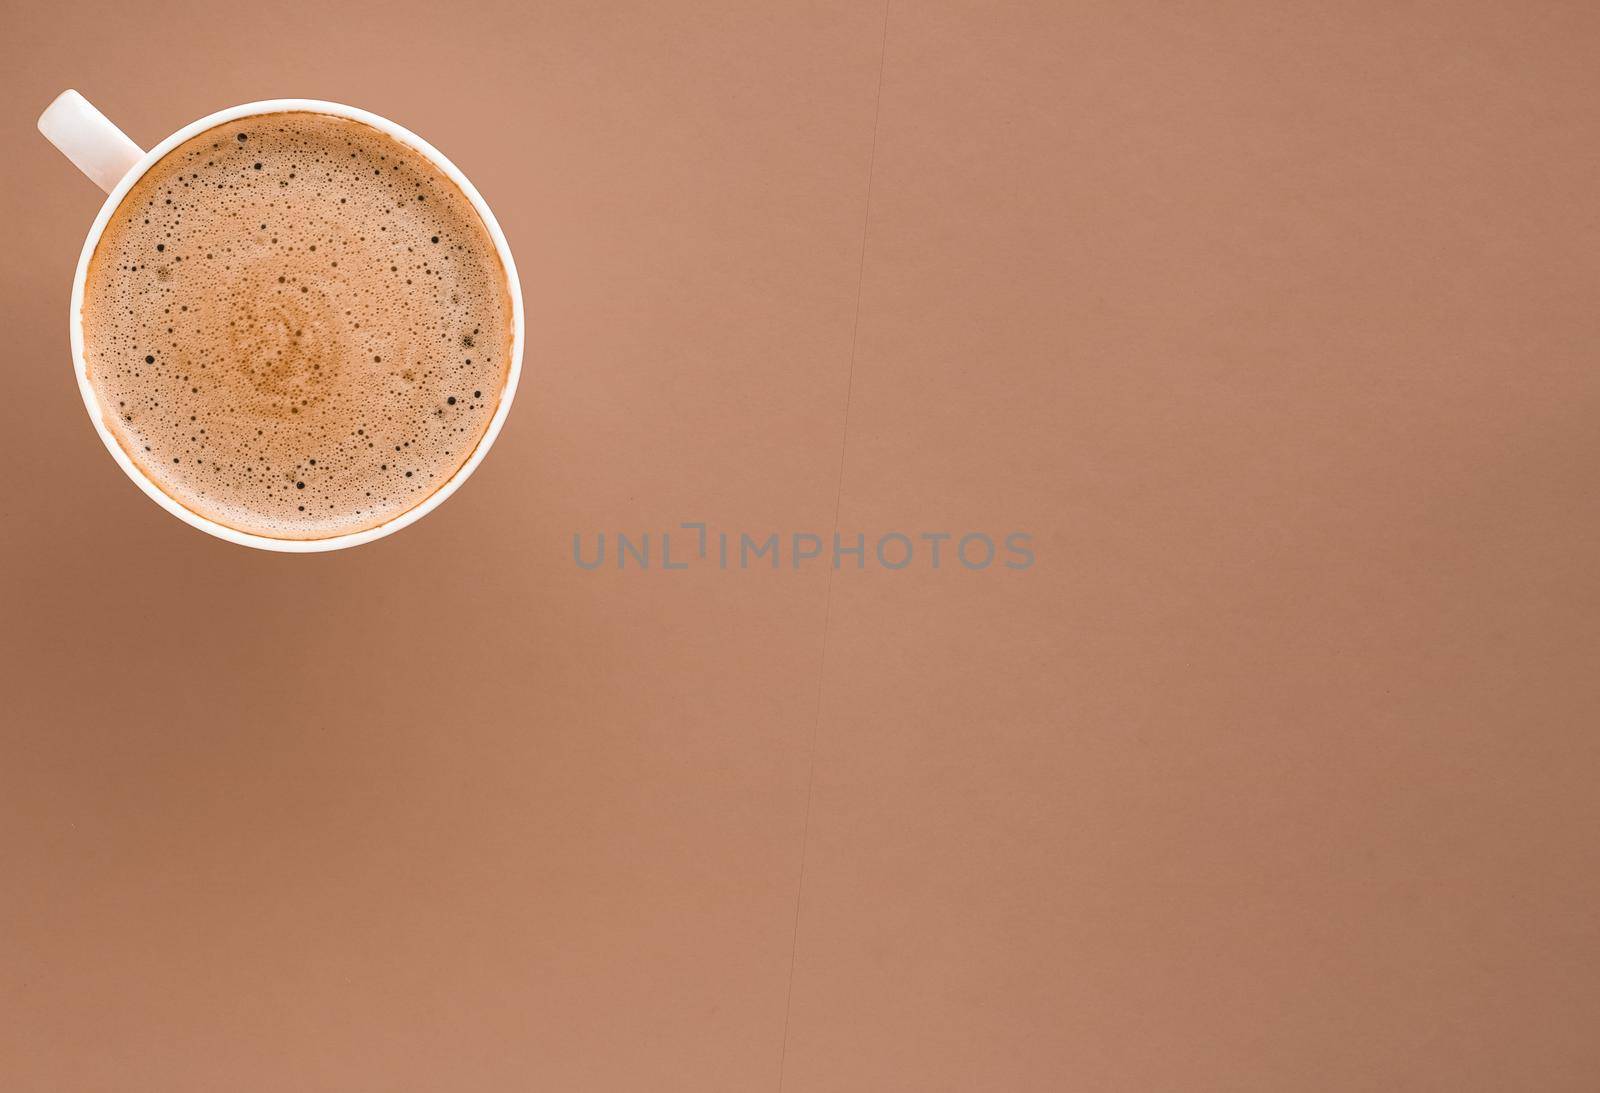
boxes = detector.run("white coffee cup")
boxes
[37,90,524,552]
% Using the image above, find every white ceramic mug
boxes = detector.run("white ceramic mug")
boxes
[37,90,524,552]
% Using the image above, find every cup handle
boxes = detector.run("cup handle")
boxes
[38,90,145,194]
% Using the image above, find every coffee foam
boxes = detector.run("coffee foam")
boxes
[82,112,512,540]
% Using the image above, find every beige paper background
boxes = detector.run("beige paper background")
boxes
[3,2,1599,1090]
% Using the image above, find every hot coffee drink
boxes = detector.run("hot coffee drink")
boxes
[81,112,513,539]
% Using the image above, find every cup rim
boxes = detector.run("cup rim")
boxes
[69,98,525,553]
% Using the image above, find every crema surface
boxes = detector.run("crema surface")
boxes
[82,112,512,539]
